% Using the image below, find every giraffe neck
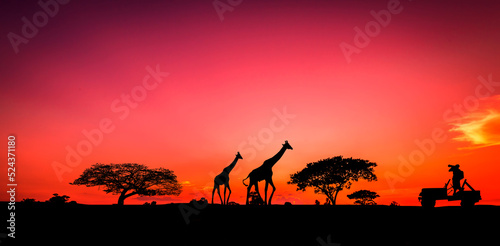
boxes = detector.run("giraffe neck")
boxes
[223,156,239,174]
[263,146,288,169]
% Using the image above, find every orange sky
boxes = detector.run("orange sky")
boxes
[1,0,500,206]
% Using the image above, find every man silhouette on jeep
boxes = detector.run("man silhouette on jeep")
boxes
[448,164,464,195]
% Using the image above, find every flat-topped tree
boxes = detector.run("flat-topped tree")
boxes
[347,189,380,205]
[70,163,182,205]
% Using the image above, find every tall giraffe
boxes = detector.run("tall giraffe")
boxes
[212,152,243,205]
[243,140,293,205]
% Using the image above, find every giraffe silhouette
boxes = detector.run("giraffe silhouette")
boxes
[243,140,293,205]
[212,152,243,205]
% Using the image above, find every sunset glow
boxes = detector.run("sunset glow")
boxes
[1,0,500,206]
[451,96,500,149]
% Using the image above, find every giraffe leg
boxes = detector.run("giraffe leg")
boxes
[226,183,231,205]
[211,184,217,204]
[223,185,227,205]
[264,181,269,205]
[268,179,276,205]
[216,186,223,205]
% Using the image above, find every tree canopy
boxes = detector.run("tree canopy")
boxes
[70,163,182,205]
[288,156,377,205]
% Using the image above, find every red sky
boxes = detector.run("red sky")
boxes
[1,0,500,206]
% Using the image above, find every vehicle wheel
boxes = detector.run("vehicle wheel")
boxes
[421,199,435,208]
[460,200,475,207]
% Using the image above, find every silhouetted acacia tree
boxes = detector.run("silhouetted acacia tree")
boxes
[70,163,182,205]
[347,189,379,205]
[48,193,70,204]
[288,156,377,205]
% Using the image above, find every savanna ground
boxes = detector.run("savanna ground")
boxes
[4,202,498,246]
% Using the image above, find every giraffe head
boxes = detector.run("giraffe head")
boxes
[236,152,243,159]
[283,140,293,150]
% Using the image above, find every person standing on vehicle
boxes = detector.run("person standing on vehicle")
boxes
[448,164,464,195]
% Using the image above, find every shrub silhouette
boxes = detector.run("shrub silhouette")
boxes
[390,201,400,206]
[48,193,70,204]
[20,198,37,203]
[248,191,265,205]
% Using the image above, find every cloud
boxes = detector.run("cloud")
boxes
[450,96,500,149]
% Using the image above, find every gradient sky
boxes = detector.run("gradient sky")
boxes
[1,0,500,206]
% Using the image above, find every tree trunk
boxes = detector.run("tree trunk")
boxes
[117,195,126,205]
[117,189,129,205]
[332,189,340,205]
